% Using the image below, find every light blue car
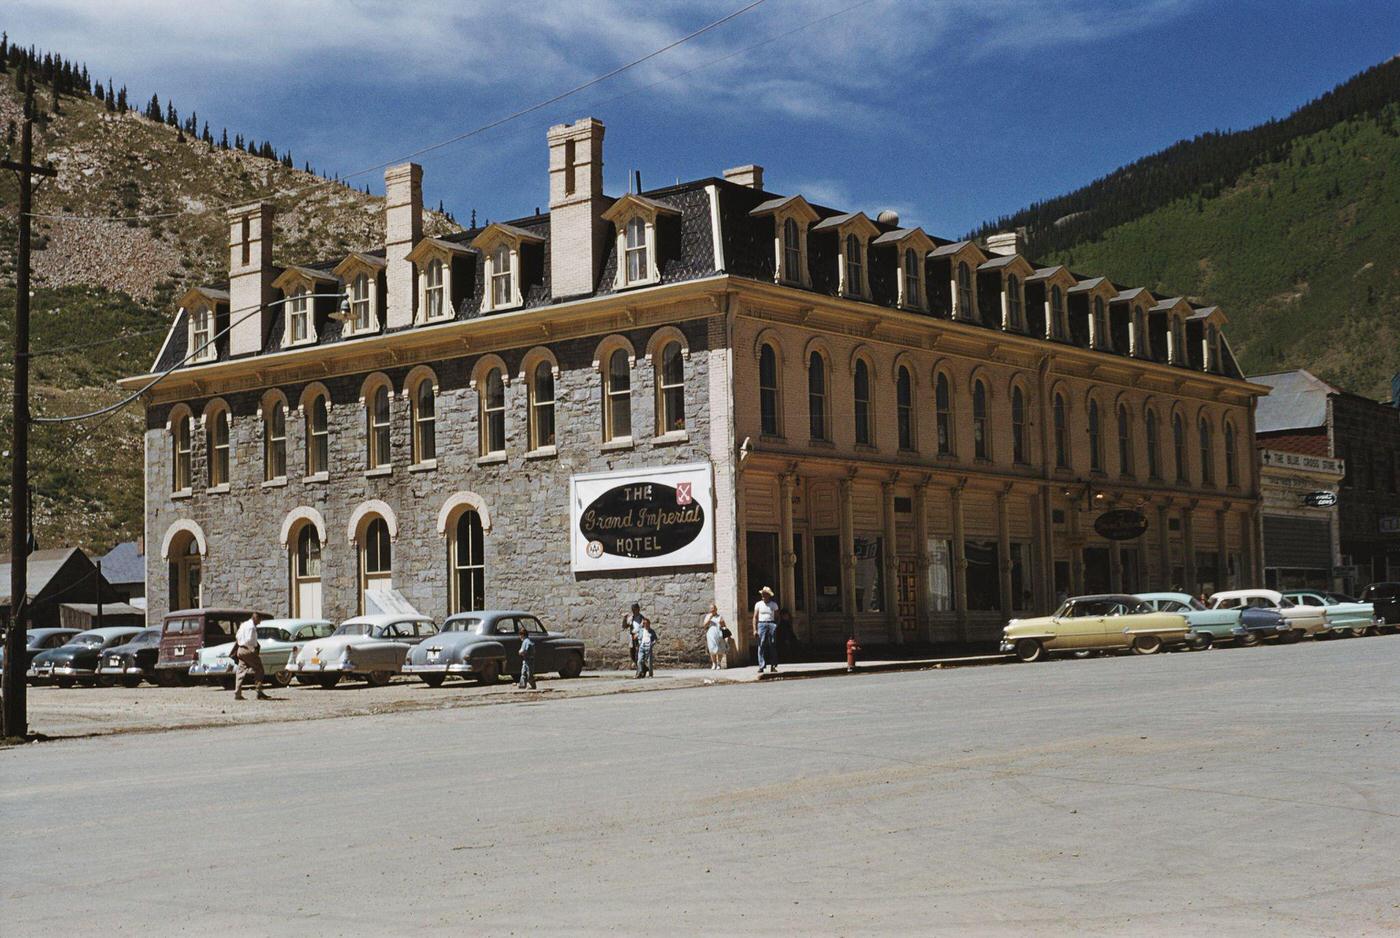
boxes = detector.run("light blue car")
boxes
[1136,592,1246,648]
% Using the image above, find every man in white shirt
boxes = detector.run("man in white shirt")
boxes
[752,586,779,673]
[232,615,269,700]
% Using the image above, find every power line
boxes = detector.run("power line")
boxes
[21,0,772,225]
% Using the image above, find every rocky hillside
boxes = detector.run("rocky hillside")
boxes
[0,49,456,554]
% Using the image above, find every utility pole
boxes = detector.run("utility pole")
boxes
[3,105,57,739]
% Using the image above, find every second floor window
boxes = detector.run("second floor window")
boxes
[625,217,648,284]
[208,410,229,487]
[1088,400,1102,471]
[759,343,780,437]
[853,359,872,446]
[1146,410,1160,479]
[1225,423,1238,486]
[367,386,390,469]
[808,353,828,442]
[530,361,556,449]
[657,341,685,433]
[972,380,989,459]
[1054,394,1069,469]
[264,401,287,481]
[1173,414,1187,481]
[172,414,192,491]
[481,368,506,456]
[1118,405,1133,475]
[307,394,329,476]
[412,381,436,464]
[351,274,371,332]
[491,244,512,308]
[1012,387,1027,464]
[897,366,914,451]
[936,373,952,456]
[603,350,631,441]
[425,259,445,319]
[1199,418,1214,484]
[288,289,309,344]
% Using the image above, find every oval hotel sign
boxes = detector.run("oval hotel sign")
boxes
[570,463,714,572]
[1094,508,1149,541]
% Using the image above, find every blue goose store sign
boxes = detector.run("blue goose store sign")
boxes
[570,463,715,572]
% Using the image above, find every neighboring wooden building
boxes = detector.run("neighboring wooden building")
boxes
[0,548,123,631]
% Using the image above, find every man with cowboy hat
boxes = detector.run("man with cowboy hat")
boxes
[751,585,780,673]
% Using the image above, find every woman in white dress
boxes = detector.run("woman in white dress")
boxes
[703,603,729,670]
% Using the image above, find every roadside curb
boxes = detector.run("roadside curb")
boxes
[754,653,1012,681]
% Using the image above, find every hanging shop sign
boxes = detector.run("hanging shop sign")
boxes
[1302,491,1338,508]
[570,462,714,572]
[1093,508,1149,541]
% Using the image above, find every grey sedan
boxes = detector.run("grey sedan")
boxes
[402,611,585,688]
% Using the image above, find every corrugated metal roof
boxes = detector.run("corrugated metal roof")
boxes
[1251,370,1337,433]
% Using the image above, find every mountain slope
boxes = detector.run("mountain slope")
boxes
[976,58,1400,400]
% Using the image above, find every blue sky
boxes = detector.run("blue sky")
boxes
[9,1,1399,235]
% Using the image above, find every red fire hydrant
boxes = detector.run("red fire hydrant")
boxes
[846,637,861,672]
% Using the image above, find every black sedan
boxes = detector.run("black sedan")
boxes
[0,628,81,677]
[402,611,585,687]
[1360,582,1400,629]
[28,627,144,687]
[94,627,163,687]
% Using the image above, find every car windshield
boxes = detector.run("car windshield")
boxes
[333,623,372,637]
[442,618,483,633]
[70,632,107,647]
[1324,592,1358,604]
[257,627,291,641]
[1053,601,1074,617]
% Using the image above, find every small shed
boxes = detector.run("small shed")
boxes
[59,602,148,631]
[0,548,123,630]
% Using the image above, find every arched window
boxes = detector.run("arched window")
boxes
[1145,410,1160,479]
[936,373,953,456]
[903,249,922,308]
[291,524,322,618]
[287,287,310,344]
[264,400,287,481]
[973,380,989,460]
[1117,405,1133,476]
[1093,296,1107,348]
[759,343,781,437]
[307,392,329,476]
[896,366,914,451]
[1225,422,1238,486]
[656,341,686,433]
[367,386,391,469]
[168,530,202,610]
[208,409,230,487]
[1199,417,1214,484]
[359,517,392,612]
[625,217,648,283]
[845,233,864,296]
[424,258,445,319]
[480,368,506,456]
[1050,285,1065,339]
[1173,413,1187,481]
[450,510,486,614]
[956,262,973,318]
[603,349,631,442]
[1011,386,1027,464]
[172,412,193,492]
[783,217,801,281]
[1053,394,1069,469]
[853,360,872,446]
[1133,305,1147,356]
[1006,274,1022,329]
[808,353,828,442]
[491,243,512,308]
[529,360,556,450]
[350,273,372,332]
[412,380,436,463]
[1087,399,1102,471]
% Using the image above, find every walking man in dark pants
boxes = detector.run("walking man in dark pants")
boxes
[232,615,269,700]
[752,586,779,674]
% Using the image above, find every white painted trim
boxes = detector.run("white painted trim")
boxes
[279,506,329,549]
[706,184,726,272]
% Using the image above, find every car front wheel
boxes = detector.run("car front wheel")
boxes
[475,659,501,685]
[1237,632,1260,647]
[272,670,293,687]
[1191,633,1213,651]
[1278,630,1303,644]
[558,654,584,679]
[1132,635,1163,655]
[365,670,394,687]
[1013,638,1044,662]
[121,675,142,688]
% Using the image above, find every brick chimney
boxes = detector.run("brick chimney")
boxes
[227,202,275,357]
[986,229,1026,257]
[723,164,764,189]
[547,118,608,299]
[384,162,423,329]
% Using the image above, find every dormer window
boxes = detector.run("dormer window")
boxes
[190,306,214,362]
[750,194,817,288]
[625,217,647,283]
[273,266,335,347]
[602,194,681,291]
[177,287,227,365]
[1007,274,1023,329]
[957,262,973,318]
[904,249,921,307]
[424,259,445,319]
[813,212,877,301]
[784,219,802,277]
[491,244,511,307]
[332,253,386,336]
[351,275,371,332]
[407,237,475,324]
[471,222,545,314]
[288,288,310,344]
[844,234,865,298]
[875,226,934,311]
[1050,286,1066,339]
[1093,297,1108,348]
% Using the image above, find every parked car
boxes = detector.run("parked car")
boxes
[1207,589,1327,642]
[1000,595,1191,662]
[403,610,586,687]
[155,608,269,685]
[284,614,438,688]
[26,627,145,687]
[1135,592,1244,648]
[1359,582,1400,629]
[0,627,80,678]
[94,627,163,687]
[1281,590,1382,638]
[190,618,335,687]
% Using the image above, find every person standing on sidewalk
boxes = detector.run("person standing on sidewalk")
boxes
[635,619,656,678]
[752,586,779,673]
[232,615,269,700]
[622,603,649,668]
[517,625,538,690]
[703,603,729,670]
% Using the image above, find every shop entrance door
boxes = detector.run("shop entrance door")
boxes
[745,532,781,610]
[897,559,917,637]
[1083,547,1111,594]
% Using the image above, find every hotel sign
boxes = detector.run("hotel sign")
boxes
[570,463,715,572]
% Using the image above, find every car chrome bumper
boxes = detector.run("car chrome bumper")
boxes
[188,661,234,677]
[95,664,146,676]
[998,640,1016,654]
[402,662,478,675]
[285,661,351,674]
[26,665,93,679]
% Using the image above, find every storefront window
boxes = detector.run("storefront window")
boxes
[853,536,884,613]
[1010,543,1030,610]
[813,534,842,614]
[928,538,953,612]
[965,540,1001,611]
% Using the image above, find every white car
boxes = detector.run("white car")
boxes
[284,614,438,688]
[1208,589,1328,642]
[189,618,334,687]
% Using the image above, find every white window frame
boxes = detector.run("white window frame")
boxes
[490,243,515,310]
[264,400,287,482]
[349,273,374,334]
[367,385,392,469]
[901,248,924,310]
[423,258,446,321]
[841,233,868,300]
[480,368,507,457]
[208,408,230,488]
[622,216,654,288]
[285,288,313,347]
[189,306,216,363]
[602,348,633,444]
[411,379,437,466]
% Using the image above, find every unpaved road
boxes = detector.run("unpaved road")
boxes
[4,637,1399,936]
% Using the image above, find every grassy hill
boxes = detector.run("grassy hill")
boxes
[0,47,456,554]
[975,58,1400,401]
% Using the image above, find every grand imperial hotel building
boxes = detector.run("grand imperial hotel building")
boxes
[125,118,1269,662]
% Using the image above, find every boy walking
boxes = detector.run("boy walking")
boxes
[517,625,537,690]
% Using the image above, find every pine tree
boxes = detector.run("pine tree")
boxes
[166,101,177,126]
[105,78,115,110]
[49,85,59,116]
[0,32,8,72]
[146,92,159,120]
[118,85,128,112]
[220,127,228,149]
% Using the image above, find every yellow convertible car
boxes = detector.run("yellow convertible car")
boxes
[1001,594,1191,662]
